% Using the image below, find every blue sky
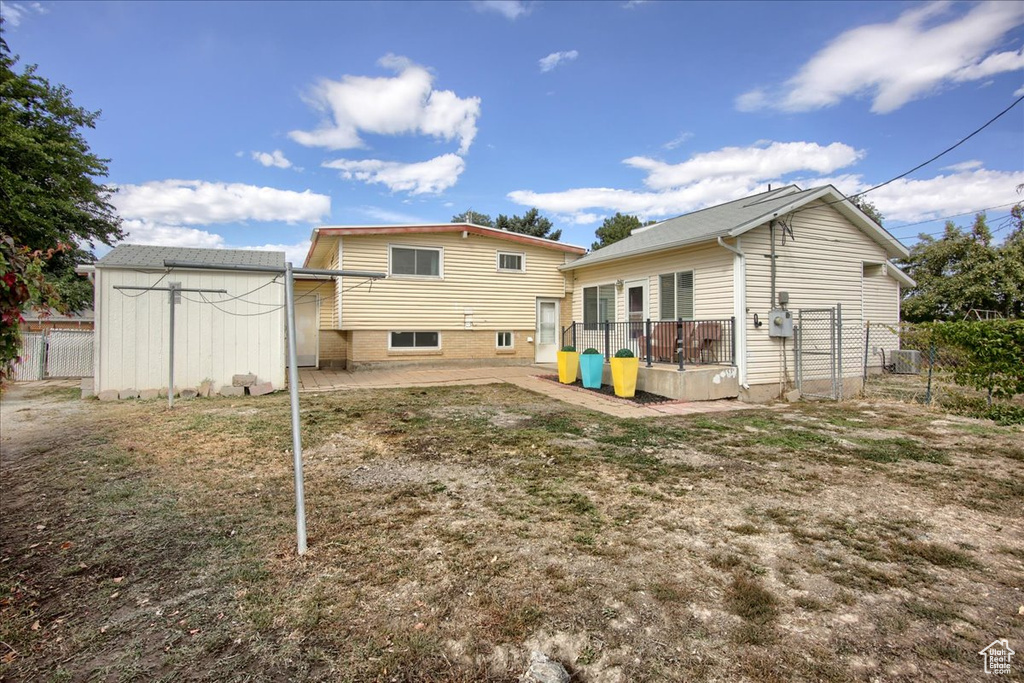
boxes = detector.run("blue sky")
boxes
[3,0,1023,262]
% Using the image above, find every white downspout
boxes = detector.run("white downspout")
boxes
[718,236,749,389]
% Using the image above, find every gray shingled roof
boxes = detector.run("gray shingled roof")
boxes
[96,245,285,270]
[564,185,828,270]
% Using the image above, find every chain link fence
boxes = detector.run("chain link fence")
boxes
[12,329,94,381]
[794,315,992,411]
[862,322,980,408]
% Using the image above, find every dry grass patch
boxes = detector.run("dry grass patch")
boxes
[1,384,1021,682]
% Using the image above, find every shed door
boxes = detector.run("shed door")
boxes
[295,296,319,367]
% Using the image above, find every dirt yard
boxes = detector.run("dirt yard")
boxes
[1,382,1021,682]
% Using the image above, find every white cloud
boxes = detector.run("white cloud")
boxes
[289,54,481,155]
[0,1,47,27]
[356,206,428,224]
[251,150,293,169]
[555,212,603,226]
[942,159,984,172]
[539,50,579,73]
[864,169,1024,223]
[510,148,1023,228]
[473,1,530,20]
[249,240,311,265]
[1015,84,1024,97]
[622,1,648,8]
[509,141,870,220]
[323,154,465,195]
[663,131,694,150]
[737,1,1024,113]
[113,180,331,226]
[116,220,312,265]
[119,219,227,250]
[625,141,863,191]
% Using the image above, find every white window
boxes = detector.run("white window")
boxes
[496,331,514,348]
[389,245,442,278]
[497,251,525,272]
[389,331,440,349]
[583,284,616,329]
[659,271,694,320]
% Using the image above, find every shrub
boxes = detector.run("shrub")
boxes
[930,320,1024,402]
[582,348,601,355]
[560,345,576,353]
[614,348,635,358]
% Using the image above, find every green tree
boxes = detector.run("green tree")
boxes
[494,208,561,241]
[451,210,493,227]
[850,195,884,226]
[591,213,655,251]
[900,213,1022,322]
[0,29,122,380]
[1,31,122,310]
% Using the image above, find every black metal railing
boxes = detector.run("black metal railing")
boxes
[562,318,735,369]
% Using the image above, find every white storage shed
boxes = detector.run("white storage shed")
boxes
[92,245,286,395]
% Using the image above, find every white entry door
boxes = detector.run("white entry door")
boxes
[295,295,319,367]
[535,298,560,363]
[625,279,647,355]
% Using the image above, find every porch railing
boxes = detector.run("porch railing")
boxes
[561,318,735,370]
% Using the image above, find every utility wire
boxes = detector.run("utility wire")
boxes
[787,94,1024,218]
[888,202,1018,231]
[848,93,1024,202]
[114,270,171,297]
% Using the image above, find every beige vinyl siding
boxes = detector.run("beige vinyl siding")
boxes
[743,199,892,388]
[569,242,734,323]
[862,264,900,325]
[94,267,285,393]
[295,279,337,329]
[336,232,568,330]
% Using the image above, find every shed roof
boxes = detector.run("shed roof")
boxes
[96,245,285,270]
[562,184,909,271]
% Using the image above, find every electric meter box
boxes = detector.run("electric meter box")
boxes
[768,308,793,338]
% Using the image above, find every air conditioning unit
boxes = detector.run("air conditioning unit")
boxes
[891,349,922,374]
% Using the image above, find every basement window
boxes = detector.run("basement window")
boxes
[389,331,440,349]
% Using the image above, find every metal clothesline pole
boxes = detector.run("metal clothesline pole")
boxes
[162,259,386,556]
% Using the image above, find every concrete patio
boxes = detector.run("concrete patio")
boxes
[296,365,755,418]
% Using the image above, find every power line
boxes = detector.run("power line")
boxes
[114,270,171,297]
[888,202,1018,231]
[788,94,1024,219]
[848,93,1024,202]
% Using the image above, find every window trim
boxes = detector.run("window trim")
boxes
[388,243,444,279]
[658,270,695,320]
[496,331,514,349]
[496,250,526,273]
[388,331,442,350]
[583,283,617,329]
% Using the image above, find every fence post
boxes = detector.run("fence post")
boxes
[38,332,47,380]
[677,318,685,372]
[571,322,577,350]
[836,303,843,401]
[925,340,935,405]
[645,318,652,368]
[604,322,611,361]
[862,321,870,393]
[730,316,736,367]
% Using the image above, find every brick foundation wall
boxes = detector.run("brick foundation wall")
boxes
[348,329,538,368]
[318,330,349,368]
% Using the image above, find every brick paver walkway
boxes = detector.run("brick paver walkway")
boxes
[297,365,755,418]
